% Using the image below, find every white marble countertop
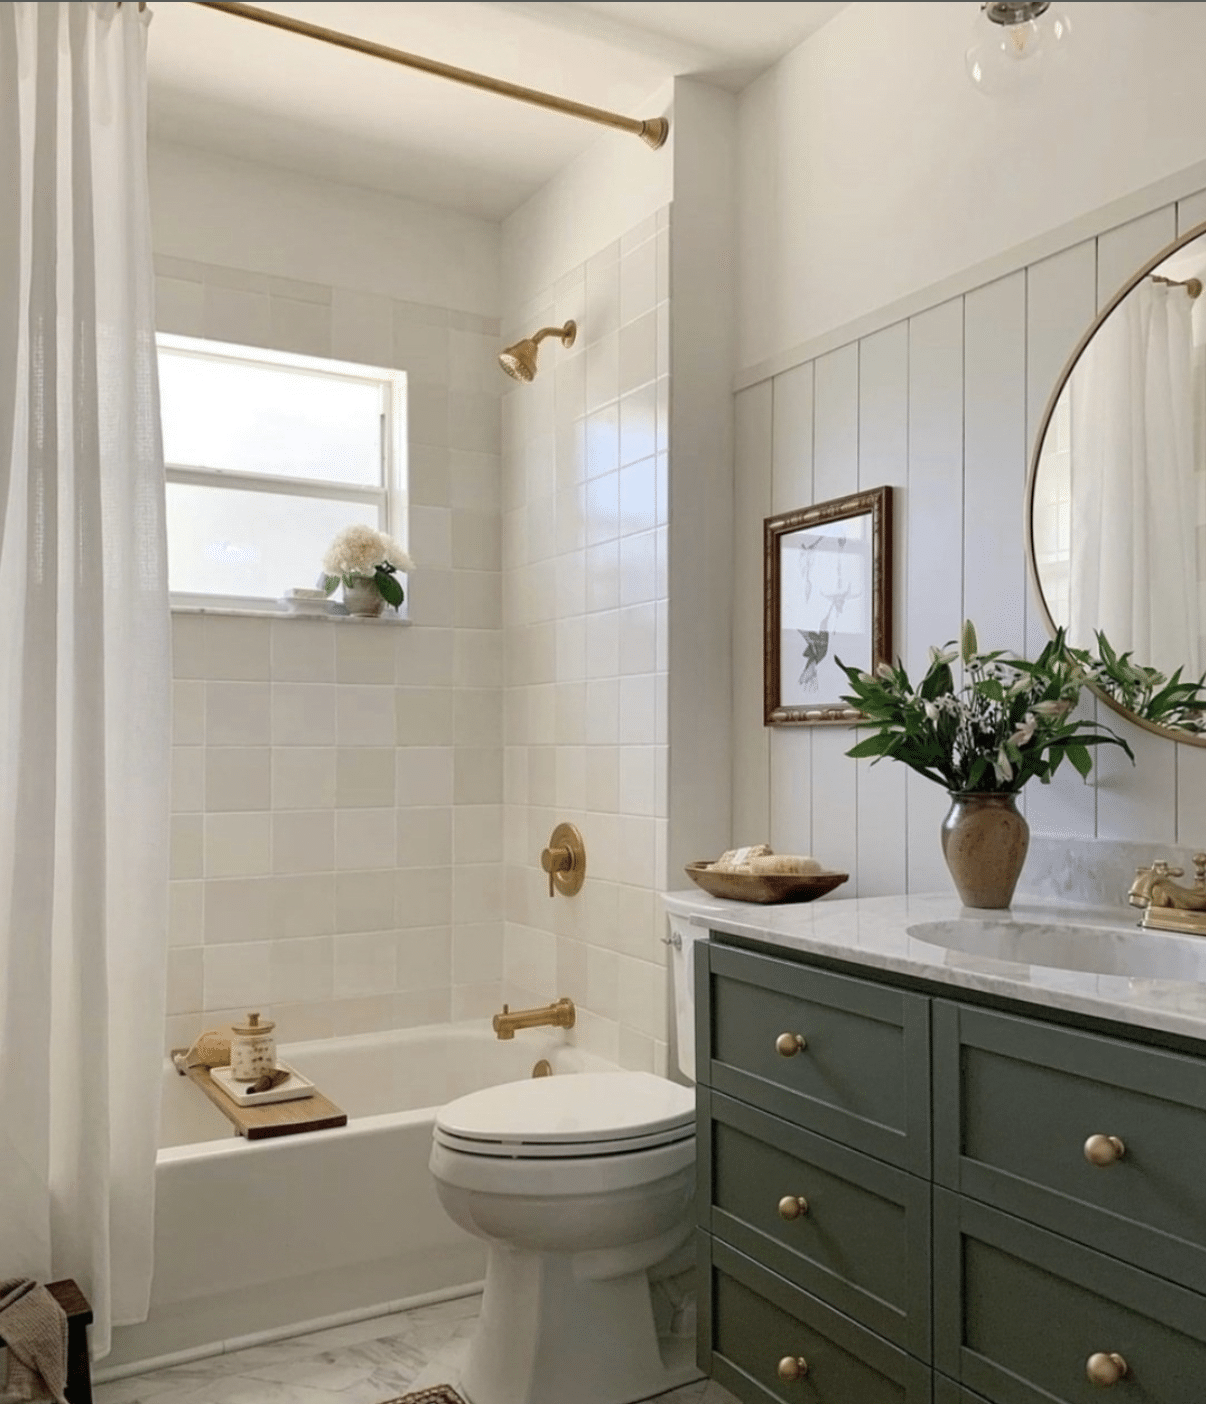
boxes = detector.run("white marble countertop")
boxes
[663,888,1206,1045]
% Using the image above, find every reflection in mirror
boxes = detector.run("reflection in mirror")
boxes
[1030,224,1206,741]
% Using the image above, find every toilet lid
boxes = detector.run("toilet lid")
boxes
[433,1071,695,1158]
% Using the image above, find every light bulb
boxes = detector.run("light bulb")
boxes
[965,2,1073,96]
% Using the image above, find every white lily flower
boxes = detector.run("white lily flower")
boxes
[923,701,939,722]
[876,662,895,681]
[1009,714,1037,747]
[1033,699,1073,717]
[992,746,1014,784]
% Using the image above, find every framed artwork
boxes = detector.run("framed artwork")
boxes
[764,485,893,726]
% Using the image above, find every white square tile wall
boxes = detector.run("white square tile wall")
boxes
[161,264,503,1052]
[501,209,672,1074]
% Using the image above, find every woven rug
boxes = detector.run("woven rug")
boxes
[378,1387,468,1404]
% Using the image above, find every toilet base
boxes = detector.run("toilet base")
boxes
[457,1244,702,1404]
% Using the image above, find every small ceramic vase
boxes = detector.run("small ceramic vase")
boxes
[230,1011,277,1082]
[341,575,385,617]
[940,791,1030,909]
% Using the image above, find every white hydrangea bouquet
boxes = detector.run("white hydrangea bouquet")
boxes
[321,524,412,612]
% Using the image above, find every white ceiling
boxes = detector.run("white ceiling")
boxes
[146,1,847,220]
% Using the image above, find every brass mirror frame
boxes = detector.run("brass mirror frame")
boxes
[1025,216,1206,747]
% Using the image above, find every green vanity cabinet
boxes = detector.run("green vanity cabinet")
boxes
[932,1000,1206,1297]
[703,944,932,1176]
[695,932,1206,1404]
[934,1189,1206,1404]
[698,1086,932,1356]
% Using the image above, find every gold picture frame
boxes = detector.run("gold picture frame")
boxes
[764,486,893,726]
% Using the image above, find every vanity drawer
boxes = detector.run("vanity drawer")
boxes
[700,1235,932,1404]
[934,1188,1206,1404]
[933,1000,1206,1295]
[699,1088,931,1359]
[934,1379,989,1404]
[704,943,931,1175]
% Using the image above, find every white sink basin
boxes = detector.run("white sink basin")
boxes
[906,918,1206,981]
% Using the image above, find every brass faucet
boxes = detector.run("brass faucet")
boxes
[1128,853,1206,935]
[492,997,576,1040]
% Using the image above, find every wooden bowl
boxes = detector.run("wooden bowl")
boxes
[684,862,849,905]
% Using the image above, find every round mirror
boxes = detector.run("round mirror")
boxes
[1028,220,1206,743]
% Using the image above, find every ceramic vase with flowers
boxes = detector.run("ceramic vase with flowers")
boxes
[321,525,412,617]
[837,622,1135,909]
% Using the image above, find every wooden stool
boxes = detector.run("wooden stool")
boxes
[5,1280,95,1404]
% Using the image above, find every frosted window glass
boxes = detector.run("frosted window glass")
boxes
[159,350,383,486]
[167,484,379,599]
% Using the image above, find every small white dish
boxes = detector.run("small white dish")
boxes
[210,1060,316,1106]
[280,596,334,615]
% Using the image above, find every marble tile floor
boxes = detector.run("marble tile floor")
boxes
[94,1293,739,1404]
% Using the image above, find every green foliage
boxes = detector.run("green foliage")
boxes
[1067,632,1206,734]
[837,626,1135,795]
[320,564,406,611]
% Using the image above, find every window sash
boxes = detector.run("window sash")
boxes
[165,463,388,510]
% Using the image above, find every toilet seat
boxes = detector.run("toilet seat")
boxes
[433,1070,695,1159]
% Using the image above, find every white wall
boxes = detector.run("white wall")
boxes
[731,6,1206,893]
[150,140,499,315]
[501,82,673,310]
[151,143,505,1050]
[737,2,1206,369]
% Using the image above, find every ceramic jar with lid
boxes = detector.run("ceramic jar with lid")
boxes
[230,1011,276,1082]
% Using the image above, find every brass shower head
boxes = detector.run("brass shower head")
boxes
[498,320,577,383]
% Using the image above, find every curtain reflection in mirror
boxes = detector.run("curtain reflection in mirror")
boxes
[1041,279,1204,679]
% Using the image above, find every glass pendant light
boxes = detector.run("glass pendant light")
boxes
[965,1,1073,95]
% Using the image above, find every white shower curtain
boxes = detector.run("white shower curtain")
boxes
[0,2,170,1357]
[1069,277,1201,678]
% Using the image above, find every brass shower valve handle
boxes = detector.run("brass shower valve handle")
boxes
[540,822,586,898]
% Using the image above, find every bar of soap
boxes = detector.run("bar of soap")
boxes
[748,854,822,875]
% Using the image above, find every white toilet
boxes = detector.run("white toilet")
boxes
[428,918,704,1404]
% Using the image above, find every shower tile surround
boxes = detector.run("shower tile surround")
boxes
[159,218,674,1066]
[499,210,673,1072]
[161,256,505,1051]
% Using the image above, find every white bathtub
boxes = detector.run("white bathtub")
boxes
[103,1023,610,1373]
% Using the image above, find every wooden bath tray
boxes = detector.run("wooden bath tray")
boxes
[172,1054,348,1140]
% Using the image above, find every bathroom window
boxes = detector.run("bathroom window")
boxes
[158,334,406,608]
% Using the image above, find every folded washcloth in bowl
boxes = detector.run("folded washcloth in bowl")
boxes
[0,1280,67,1404]
[747,854,823,875]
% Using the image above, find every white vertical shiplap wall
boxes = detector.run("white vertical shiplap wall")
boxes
[734,188,1206,891]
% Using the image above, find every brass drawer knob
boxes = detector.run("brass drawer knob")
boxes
[1084,1134,1126,1166]
[778,1195,809,1220]
[777,1356,809,1382]
[776,1032,807,1057]
[1086,1352,1128,1386]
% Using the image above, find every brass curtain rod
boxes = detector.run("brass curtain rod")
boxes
[1151,273,1203,298]
[191,1,669,149]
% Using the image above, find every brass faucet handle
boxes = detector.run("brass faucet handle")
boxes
[541,844,572,897]
[540,823,586,898]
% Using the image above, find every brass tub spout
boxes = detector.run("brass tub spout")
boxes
[493,997,576,1040]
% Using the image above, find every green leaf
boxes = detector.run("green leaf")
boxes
[375,568,404,608]
[845,733,897,759]
[1066,742,1093,778]
[320,574,340,596]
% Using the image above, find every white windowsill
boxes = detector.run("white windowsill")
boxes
[170,600,412,624]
